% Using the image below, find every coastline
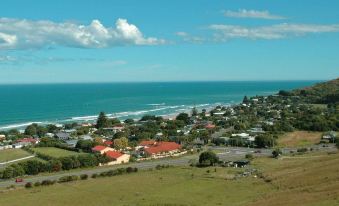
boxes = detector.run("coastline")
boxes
[0,102,226,131]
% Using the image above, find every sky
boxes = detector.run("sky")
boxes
[0,0,339,84]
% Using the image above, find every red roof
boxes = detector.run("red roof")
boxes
[92,145,107,152]
[139,140,156,147]
[105,151,123,159]
[17,138,37,144]
[103,140,113,146]
[205,124,216,129]
[144,142,180,155]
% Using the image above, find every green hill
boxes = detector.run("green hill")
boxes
[292,78,339,104]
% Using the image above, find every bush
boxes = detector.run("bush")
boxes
[34,182,41,187]
[41,180,55,186]
[272,148,282,158]
[25,182,33,189]
[80,174,88,180]
[58,175,78,183]
[297,148,308,153]
[91,173,98,178]
[245,154,253,160]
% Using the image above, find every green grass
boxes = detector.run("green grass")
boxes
[32,147,81,158]
[1,152,339,206]
[0,149,32,163]
[0,167,272,206]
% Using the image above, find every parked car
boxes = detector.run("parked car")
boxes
[15,178,23,183]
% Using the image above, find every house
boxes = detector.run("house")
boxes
[17,138,39,144]
[139,140,156,147]
[103,126,125,134]
[0,134,6,141]
[55,132,70,140]
[12,142,31,148]
[144,141,181,158]
[65,139,78,148]
[103,140,113,146]
[79,135,93,141]
[92,145,115,154]
[105,151,130,165]
[205,123,216,129]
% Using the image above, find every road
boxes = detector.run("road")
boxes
[0,145,336,188]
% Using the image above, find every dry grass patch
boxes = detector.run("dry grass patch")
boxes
[277,131,322,147]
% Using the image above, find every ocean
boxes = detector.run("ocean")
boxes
[0,81,320,130]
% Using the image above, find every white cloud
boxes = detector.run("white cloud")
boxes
[175,32,188,37]
[0,18,165,50]
[224,9,285,20]
[209,23,339,40]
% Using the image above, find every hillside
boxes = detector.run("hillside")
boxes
[0,151,338,206]
[291,78,339,104]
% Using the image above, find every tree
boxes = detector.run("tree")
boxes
[176,113,190,124]
[243,96,249,104]
[96,112,109,129]
[76,140,95,152]
[255,135,276,148]
[113,137,129,149]
[25,124,37,136]
[191,107,198,116]
[336,137,339,149]
[198,151,219,166]
[124,118,135,124]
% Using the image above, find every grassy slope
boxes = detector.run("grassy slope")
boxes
[0,152,338,206]
[277,131,323,147]
[32,147,81,158]
[0,149,31,162]
[0,167,272,206]
[250,152,339,206]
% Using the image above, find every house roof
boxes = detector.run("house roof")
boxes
[139,140,156,146]
[105,151,123,159]
[103,140,113,146]
[92,145,108,152]
[144,142,180,155]
[17,138,37,144]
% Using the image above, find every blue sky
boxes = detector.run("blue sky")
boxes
[0,0,339,83]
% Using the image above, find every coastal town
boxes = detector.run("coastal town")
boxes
[0,79,338,181]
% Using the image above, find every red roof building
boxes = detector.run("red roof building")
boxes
[92,145,115,154]
[103,140,113,146]
[17,138,38,144]
[105,151,123,160]
[144,141,181,155]
[139,140,156,147]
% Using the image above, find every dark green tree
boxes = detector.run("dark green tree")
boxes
[96,112,109,129]
[198,151,219,166]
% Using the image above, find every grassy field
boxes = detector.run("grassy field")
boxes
[0,151,338,206]
[0,149,32,163]
[277,131,323,147]
[32,147,81,158]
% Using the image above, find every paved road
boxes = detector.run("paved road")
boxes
[0,144,336,188]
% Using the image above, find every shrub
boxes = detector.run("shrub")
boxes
[245,154,253,160]
[91,173,98,178]
[58,175,78,183]
[297,148,308,153]
[272,148,282,158]
[80,174,88,180]
[25,182,33,189]
[34,182,41,187]
[126,167,134,173]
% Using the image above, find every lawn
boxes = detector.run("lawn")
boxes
[277,131,323,147]
[0,149,32,163]
[32,147,81,158]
